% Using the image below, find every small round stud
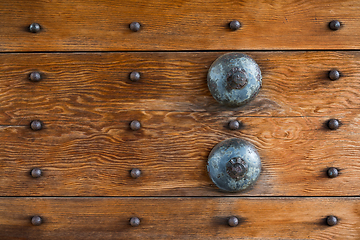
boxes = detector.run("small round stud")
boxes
[130,22,141,32]
[130,120,141,131]
[229,20,241,30]
[328,70,340,81]
[228,120,240,130]
[130,168,141,179]
[31,216,42,226]
[327,119,340,130]
[130,217,140,227]
[329,20,341,31]
[29,23,41,33]
[228,216,239,227]
[30,120,43,131]
[129,71,141,82]
[31,168,42,178]
[29,72,42,82]
[326,215,338,226]
[327,167,339,178]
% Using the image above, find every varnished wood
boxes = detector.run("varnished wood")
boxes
[1,0,360,51]
[0,51,359,124]
[0,111,358,196]
[0,197,359,239]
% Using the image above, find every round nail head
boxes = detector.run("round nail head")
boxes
[328,70,340,81]
[30,120,43,131]
[229,20,241,30]
[130,120,141,131]
[327,167,339,178]
[29,23,41,33]
[31,216,42,226]
[31,168,42,178]
[327,119,340,130]
[29,72,42,82]
[228,216,239,227]
[130,22,141,32]
[130,71,141,81]
[228,120,240,130]
[326,215,338,226]
[130,217,140,227]
[130,168,141,179]
[329,20,341,30]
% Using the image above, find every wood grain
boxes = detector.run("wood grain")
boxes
[0,51,360,124]
[0,197,359,239]
[0,110,359,196]
[1,0,360,51]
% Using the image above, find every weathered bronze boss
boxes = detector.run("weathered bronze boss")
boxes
[207,138,261,192]
[207,53,262,107]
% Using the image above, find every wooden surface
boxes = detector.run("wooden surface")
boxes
[0,51,360,124]
[1,0,360,51]
[0,197,358,239]
[0,111,358,196]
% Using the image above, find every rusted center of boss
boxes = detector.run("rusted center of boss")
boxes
[226,67,248,90]
[226,157,248,180]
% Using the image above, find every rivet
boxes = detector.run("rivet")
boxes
[329,20,341,30]
[130,168,141,179]
[129,71,141,81]
[326,215,338,226]
[130,217,140,227]
[29,23,41,33]
[229,20,241,30]
[228,120,240,130]
[130,22,141,32]
[328,70,340,81]
[327,167,339,178]
[130,120,141,131]
[228,216,239,227]
[29,72,42,82]
[31,168,42,178]
[327,119,340,130]
[30,120,43,131]
[31,216,42,226]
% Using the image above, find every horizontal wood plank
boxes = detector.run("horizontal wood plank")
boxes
[0,197,359,239]
[0,111,359,196]
[0,51,360,124]
[1,0,360,51]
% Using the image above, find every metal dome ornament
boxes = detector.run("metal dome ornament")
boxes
[207,53,262,107]
[207,138,261,192]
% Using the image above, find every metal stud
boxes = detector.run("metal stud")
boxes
[327,167,339,178]
[29,23,41,33]
[326,215,338,226]
[228,216,239,227]
[228,120,240,130]
[130,217,140,227]
[229,20,241,30]
[327,119,340,130]
[130,22,141,32]
[31,168,42,178]
[129,71,141,82]
[29,72,42,82]
[30,120,43,131]
[31,216,42,226]
[130,120,141,131]
[329,20,341,31]
[130,168,141,179]
[328,70,340,81]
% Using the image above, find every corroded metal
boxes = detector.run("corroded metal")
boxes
[207,53,262,107]
[207,138,261,192]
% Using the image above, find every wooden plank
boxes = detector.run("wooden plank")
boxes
[1,0,360,51]
[0,51,360,124]
[0,197,358,239]
[0,110,359,196]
